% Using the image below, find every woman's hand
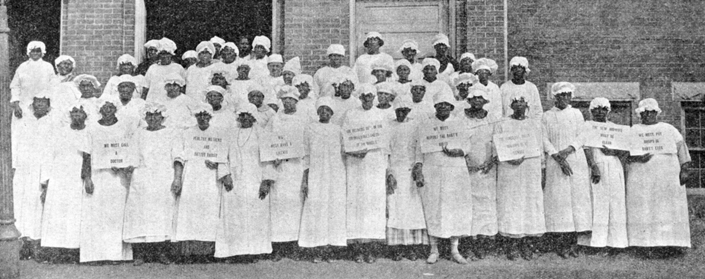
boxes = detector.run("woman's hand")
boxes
[301,169,309,201]
[629,153,653,164]
[481,156,498,174]
[386,169,397,195]
[205,160,218,170]
[590,165,601,184]
[558,160,573,176]
[171,177,183,196]
[346,150,368,159]
[600,145,618,156]
[222,175,234,192]
[40,181,48,204]
[507,156,525,166]
[273,159,283,168]
[412,163,424,188]
[259,180,274,200]
[11,101,22,119]
[84,178,94,195]
[441,145,464,157]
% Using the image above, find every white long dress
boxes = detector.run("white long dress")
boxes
[13,109,59,240]
[267,111,307,242]
[123,127,181,243]
[162,94,197,130]
[185,62,223,101]
[626,123,691,247]
[313,66,358,97]
[500,80,543,119]
[116,98,147,134]
[387,118,428,244]
[542,106,592,233]
[215,126,273,257]
[246,57,270,81]
[464,115,499,237]
[495,117,546,238]
[41,126,88,248]
[172,126,229,242]
[577,121,628,248]
[331,97,361,126]
[144,63,185,103]
[80,120,133,262]
[473,81,503,120]
[417,115,473,238]
[343,107,390,240]
[421,79,454,104]
[298,122,348,247]
[353,53,394,85]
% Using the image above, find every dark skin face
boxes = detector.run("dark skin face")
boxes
[253,45,267,59]
[32,98,50,118]
[238,38,250,54]
[79,81,96,98]
[206,91,224,111]
[248,91,264,108]
[554,92,572,110]
[295,82,310,99]
[211,74,228,88]
[395,107,411,122]
[372,69,388,83]
[401,48,416,63]
[165,83,182,98]
[119,63,135,75]
[396,65,411,81]
[29,49,43,61]
[590,107,609,122]
[196,113,212,130]
[459,57,473,73]
[57,60,74,76]
[510,65,526,84]
[146,47,158,60]
[411,85,425,103]
[365,37,381,54]
[268,62,283,77]
[377,92,394,106]
[118,82,135,102]
[434,102,453,121]
[99,102,118,119]
[158,51,173,65]
[476,69,491,85]
[423,65,438,81]
[237,64,250,80]
[69,108,87,128]
[183,57,198,68]
[434,44,448,56]
[640,110,658,125]
[237,113,256,128]
[268,103,279,112]
[328,54,344,68]
[510,99,528,119]
[283,71,295,85]
[360,93,375,110]
[339,81,354,99]
[317,106,333,123]
[213,44,222,58]
[220,47,237,64]
[145,111,165,130]
[456,83,471,99]
[282,97,298,114]
[197,50,213,66]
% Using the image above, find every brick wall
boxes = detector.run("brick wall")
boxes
[506,0,705,127]
[464,0,506,83]
[61,0,135,86]
[283,0,350,75]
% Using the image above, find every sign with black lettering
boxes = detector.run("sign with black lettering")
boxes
[92,137,138,169]
[584,121,631,151]
[185,130,227,163]
[629,127,676,155]
[342,121,385,152]
[259,127,305,162]
[493,131,541,161]
[418,120,467,153]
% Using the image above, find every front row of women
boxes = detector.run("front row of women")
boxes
[21,79,691,266]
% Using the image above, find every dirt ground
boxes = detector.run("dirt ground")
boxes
[18,198,705,279]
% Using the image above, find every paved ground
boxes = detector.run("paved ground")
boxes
[18,199,705,279]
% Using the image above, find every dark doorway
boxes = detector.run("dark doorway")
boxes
[7,0,61,73]
[145,0,272,59]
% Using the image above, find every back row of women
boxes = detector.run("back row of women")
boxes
[10,32,691,265]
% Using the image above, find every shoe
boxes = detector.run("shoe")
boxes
[451,252,468,265]
[133,259,145,266]
[426,252,439,264]
[354,253,364,263]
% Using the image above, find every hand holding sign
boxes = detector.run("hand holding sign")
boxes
[260,128,304,162]
[419,121,466,154]
[342,121,385,153]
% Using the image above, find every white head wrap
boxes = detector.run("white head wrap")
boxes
[399,40,419,52]
[459,53,476,62]
[283,57,301,75]
[193,103,214,116]
[551,82,576,96]
[393,94,413,110]
[422,58,441,71]
[410,79,426,89]
[116,54,138,69]
[236,103,258,116]
[196,41,216,57]
[316,97,334,112]
[26,41,46,55]
[210,36,225,45]
[432,33,450,47]
[472,58,499,74]
[278,85,301,100]
[96,97,120,111]
[371,60,393,73]
[395,59,412,71]
[433,92,455,108]
[157,37,177,55]
[140,102,167,116]
[252,36,272,52]
[222,42,239,55]
[366,31,383,41]
[181,50,198,60]
[375,82,397,96]
[163,73,186,87]
[358,83,377,98]
[247,83,266,96]
[509,56,530,73]
[144,39,160,49]
[467,86,490,100]
[635,98,662,114]
[73,74,101,88]
[454,73,479,87]
[117,74,139,87]
[509,90,530,103]
[54,55,75,68]
[205,85,226,96]
[326,44,345,56]
[589,97,611,111]
[293,74,313,87]
[34,89,52,100]
[268,54,284,64]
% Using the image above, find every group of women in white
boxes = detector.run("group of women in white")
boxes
[9,31,692,265]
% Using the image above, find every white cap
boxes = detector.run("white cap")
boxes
[55,55,75,67]
[375,81,397,96]
[432,33,450,47]
[144,39,160,49]
[467,86,489,100]
[589,97,611,111]
[316,96,334,111]
[472,58,499,74]
[210,36,226,45]
[635,98,662,114]
[358,83,377,97]
[395,59,412,71]
[140,102,167,116]
[157,37,177,55]
[237,103,258,116]
[196,41,216,57]
[252,35,272,52]
[222,42,239,55]
[293,74,313,87]
[326,44,345,56]
[459,52,476,62]
[393,94,413,110]
[117,74,139,87]
[278,85,301,100]
[163,73,186,87]
[421,58,441,70]
[73,74,101,88]
[26,41,46,55]
[433,92,455,108]
[116,54,137,69]
[193,103,214,116]
[454,73,479,87]
[182,50,198,60]
[366,31,382,40]
[551,82,576,96]
[509,56,530,72]
[371,60,393,72]
[268,54,284,64]
[283,57,301,75]
[398,39,419,52]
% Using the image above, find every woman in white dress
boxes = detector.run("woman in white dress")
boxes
[103,54,146,100]
[415,92,473,265]
[40,106,89,263]
[80,99,134,264]
[185,41,223,102]
[143,37,185,103]
[123,103,182,265]
[576,97,629,255]
[247,36,272,80]
[626,98,692,259]
[313,44,358,96]
[215,103,275,262]
[352,32,394,85]
[299,97,348,262]
[471,58,503,120]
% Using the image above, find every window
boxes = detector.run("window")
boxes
[572,100,633,126]
[682,101,705,189]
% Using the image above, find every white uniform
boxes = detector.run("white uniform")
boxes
[162,94,198,129]
[353,53,394,85]
[144,63,185,103]
[331,97,361,126]
[298,122,348,247]
[421,79,453,104]
[185,62,224,102]
[464,115,500,236]
[500,80,543,119]
[474,80,504,120]
[313,66,358,97]
[626,123,691,247]
[246,57,269,81]
[102,74,146,100]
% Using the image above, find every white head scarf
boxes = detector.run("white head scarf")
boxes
[393,94,413,110]
[181,50,198,60]
[144,39,160,49]
[459,52,476,62]
[635,98,662,115]
[366,31,383,41]
[222,42,239,55]
[375,81,397,96]
[422,58,441,71]
[358,83,377,98]
[26,41,46,55]
[589,97,611,111]
[509,56,530,73]
[454,73,479,87]
[472,58,499,74]
[316,96,334,112]
[399,39,419,52]
[278,85,301,100]
[116,54,138,69]
[210,36,226,46]
[237,103,258,116]
[551,82,576,96]
[395,59,412,71]
[283,57,301,75]
[196,41,216,57]
[73,74,101,88]
[268,54,284,64]
[140,102,167,117]
[433,92,455,108]
[432,33,450,47]
[252,36,272,52]
[163,73,186,87]
[467,86,490,101]
[326,44,345,56]
[157,37,177,55]
[54,55,75,69]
